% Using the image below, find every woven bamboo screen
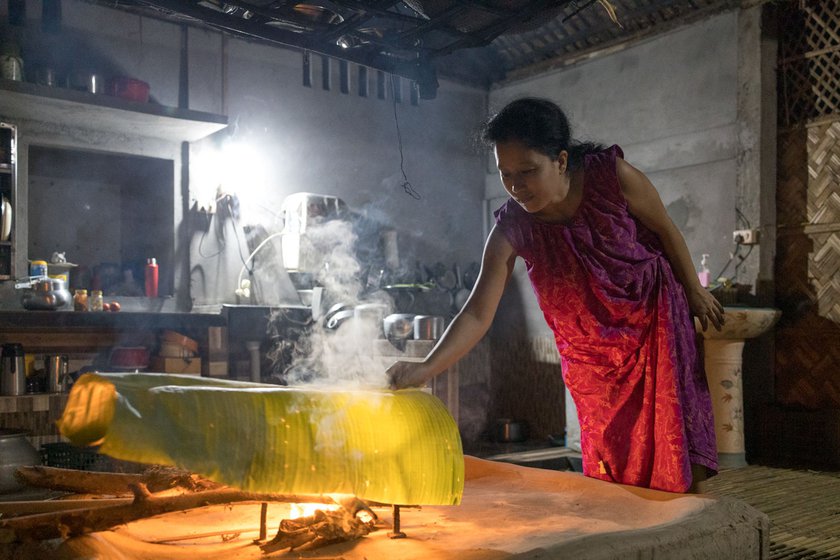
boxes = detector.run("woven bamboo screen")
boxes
[775,0,840,408]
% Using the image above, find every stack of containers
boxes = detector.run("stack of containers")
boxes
[150,330,200,375]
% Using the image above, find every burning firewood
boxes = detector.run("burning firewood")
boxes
[260,505,376,555]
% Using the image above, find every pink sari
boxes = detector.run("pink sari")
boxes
[494,145,717,492]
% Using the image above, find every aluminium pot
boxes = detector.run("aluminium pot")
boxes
[413,315,445,340]
[495,418,529,443]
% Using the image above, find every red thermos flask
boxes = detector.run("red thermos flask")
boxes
[145,258,159,298]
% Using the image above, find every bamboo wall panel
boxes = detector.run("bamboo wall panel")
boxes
[775,124,840,407]
[777,0,840,127]
[774,0,840,410]
[806,123,840,322]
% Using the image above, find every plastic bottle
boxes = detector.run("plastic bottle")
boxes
[698,254,711,288]
[145,258,159,298]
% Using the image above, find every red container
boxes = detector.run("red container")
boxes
[108,347,150,370]
[109,76,150,103]
[145,258,158,299]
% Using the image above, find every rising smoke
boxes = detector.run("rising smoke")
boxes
[268,219,395,389]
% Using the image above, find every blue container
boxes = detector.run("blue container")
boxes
[30,260,48,277]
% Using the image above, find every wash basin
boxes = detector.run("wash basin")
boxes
[695,306,781,468]
[695,306,781,340]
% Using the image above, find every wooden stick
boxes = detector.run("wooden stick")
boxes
[0,486,337,543]
[0,498,132,516]
[259,502,268,541]
[15,465,220,496]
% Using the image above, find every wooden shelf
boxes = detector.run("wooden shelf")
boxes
[0,310,225,330]
[0,79,228,142]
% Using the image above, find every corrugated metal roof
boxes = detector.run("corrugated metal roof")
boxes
[110,0,741,96]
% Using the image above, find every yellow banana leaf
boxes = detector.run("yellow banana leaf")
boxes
[58,373,464,506]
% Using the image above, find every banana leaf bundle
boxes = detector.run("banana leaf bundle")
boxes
[58,373,464,506]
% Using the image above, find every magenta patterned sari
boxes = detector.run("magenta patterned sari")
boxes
[494,145,717,492]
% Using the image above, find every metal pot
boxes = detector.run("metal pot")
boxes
[0,429,41,493]
[20,277,71,310]
[495,418,529,443]
[383,313,416,340]
[413,315,445,340]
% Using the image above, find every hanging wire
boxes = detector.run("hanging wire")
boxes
[390,75,421,200]
[736,207,751,228]
[713,244,740,282]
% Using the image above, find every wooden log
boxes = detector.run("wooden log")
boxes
[0,498,132,516]
[15,465,221,496]
[0,485,337,543]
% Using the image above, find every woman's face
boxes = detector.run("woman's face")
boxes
[494,140,569,215]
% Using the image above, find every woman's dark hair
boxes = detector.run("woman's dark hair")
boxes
[480,97,604,170]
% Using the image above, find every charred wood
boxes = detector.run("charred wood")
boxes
[14,465,221,496]
[260,507,376,555]
[0,487,337,543]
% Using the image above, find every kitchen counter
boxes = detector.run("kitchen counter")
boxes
[0,310,225,329]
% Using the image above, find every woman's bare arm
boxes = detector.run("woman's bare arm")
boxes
[388,225,517,388]
[617,158,724,331]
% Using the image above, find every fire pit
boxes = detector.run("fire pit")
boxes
[1,373,769,559]
[4,458,768,559]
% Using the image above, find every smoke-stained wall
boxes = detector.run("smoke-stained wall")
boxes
[487,11,740,339]
[31,1,488,309]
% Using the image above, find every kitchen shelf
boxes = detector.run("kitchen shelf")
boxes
[0,79,228,142]
[0,310,225,330]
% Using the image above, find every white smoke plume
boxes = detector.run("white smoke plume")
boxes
[269,219,395,389]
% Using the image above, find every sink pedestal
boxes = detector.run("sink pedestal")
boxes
[696,307,781,469]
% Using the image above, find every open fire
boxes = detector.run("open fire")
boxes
[1,466,384,554]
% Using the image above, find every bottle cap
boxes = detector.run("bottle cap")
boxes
[147,258,156,265]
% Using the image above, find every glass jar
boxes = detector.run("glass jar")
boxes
[90,290,104,312]
[73,289,88,312]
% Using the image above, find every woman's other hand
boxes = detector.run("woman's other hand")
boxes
[387,361,432,390]
[687,286,725,331]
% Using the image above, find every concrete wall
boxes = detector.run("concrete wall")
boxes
[6,0,489,310]
[487,11,741,339]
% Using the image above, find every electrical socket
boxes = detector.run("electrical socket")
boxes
[733,229,759,245]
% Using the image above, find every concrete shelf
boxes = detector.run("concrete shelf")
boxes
[0,79,227,143]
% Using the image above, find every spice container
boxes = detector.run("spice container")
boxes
[30,260,48,278]
[73,289,88,311]
[90,289,104,312]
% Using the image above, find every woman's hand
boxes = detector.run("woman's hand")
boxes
[387,361,432,390]
[686,285,725,332]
